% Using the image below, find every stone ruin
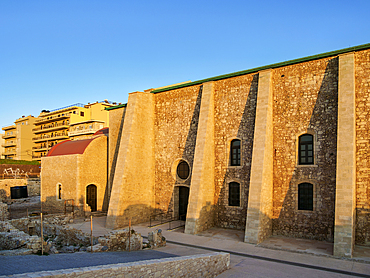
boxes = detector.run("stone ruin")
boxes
[0,201,166,255]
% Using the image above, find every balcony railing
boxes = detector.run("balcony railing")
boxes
[35,114,71,124]
[68,127,101,137]
[33,133,68,142]
[33,122,69,133]
[2,124,16,130]
[2,142,16,147]
[2,133,16,139]
[32,154,46,159]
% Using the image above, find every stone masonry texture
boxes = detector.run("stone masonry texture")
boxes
[272,57,338,241]
[41,45,370,257]
[355,49,370,246]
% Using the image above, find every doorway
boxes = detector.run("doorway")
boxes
[179,186,189,221]
[86,184,97,212]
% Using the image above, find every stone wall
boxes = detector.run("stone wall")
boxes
[272,57,338,241]
[106,92,155,229]
[0,179,28,201]
[355,49,370,246]
[0,202,8,221]
[107,106,126,211]
[98,229,143,251]
[6,252,229,278]
[0,220,41,253]
[154,85,202,214]
[213,74,258,229]
[27,178,40,197]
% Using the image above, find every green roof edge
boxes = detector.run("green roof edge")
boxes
[151,43,370,94]
[105,42,370,111]
[105,103,127,111]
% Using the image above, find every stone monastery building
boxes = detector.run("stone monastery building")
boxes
[41,43,370,258]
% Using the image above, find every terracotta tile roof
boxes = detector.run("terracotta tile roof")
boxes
[46,138,95,157]
[93,127,109,136]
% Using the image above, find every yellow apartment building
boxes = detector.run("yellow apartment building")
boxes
[32,101,115,160]
[2,115,36,160]
[0,133,4,159]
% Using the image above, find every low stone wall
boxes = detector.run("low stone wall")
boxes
[10,216,96,249]
[0,221,41,253]
[5,252,230,278]
[0,203,8,221]
[98,229,143,251]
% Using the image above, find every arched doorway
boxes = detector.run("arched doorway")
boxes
[178,186,189,221]
[86,184,97,212]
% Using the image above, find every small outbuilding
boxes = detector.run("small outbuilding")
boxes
[41,132,108,215]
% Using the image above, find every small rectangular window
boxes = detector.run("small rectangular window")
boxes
[299,134,314,165]
[229,182,240,206]
[298,183,313,210]
[230,139,241,166]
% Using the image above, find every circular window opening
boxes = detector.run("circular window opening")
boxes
[177,161,190,180]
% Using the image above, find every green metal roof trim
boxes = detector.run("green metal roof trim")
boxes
[105,103,127,111]
[151,43,370,94]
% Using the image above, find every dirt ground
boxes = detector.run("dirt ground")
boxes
[7,196,41,219]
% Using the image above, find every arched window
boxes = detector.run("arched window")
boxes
[299,134,313,165]
[177,161,190,180]
[229,182,240,206]
[298,183,313,210]
[230,139,241,166]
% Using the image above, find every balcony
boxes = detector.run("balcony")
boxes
[2,124,16,131]
[32,154,46,160]
[33,133,69,142]
[2,142,16,148]
[33,146,49,152]
[68,127,101,137]
[33,122,69,134]
[4,150,16,155]
[4,154,16,159]
[35,114,71,125]
[2,133,16,139]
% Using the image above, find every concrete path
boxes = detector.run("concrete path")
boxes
[2,216,370,277]
[132,222,370,278]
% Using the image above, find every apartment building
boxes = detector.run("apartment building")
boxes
[32,101,115,160]
[2,115,36,160]
[0,133,4,159]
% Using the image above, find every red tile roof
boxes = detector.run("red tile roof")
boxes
[46,138,95,157]
[94,127,109,136]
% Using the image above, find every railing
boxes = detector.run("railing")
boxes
[33,121,69,131]
[2,133,16,139]
[33,132,68,141]
[33,146,48,150]
[35,114,71,124]
[2,142,16,147]
[149,210,173,227]
[2,124,16,129]
[49,103,85,113]
[68,127,101,136]
[32,154,46,159]
[168,215,186,230]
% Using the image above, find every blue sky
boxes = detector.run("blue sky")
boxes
[1,0,369,129]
